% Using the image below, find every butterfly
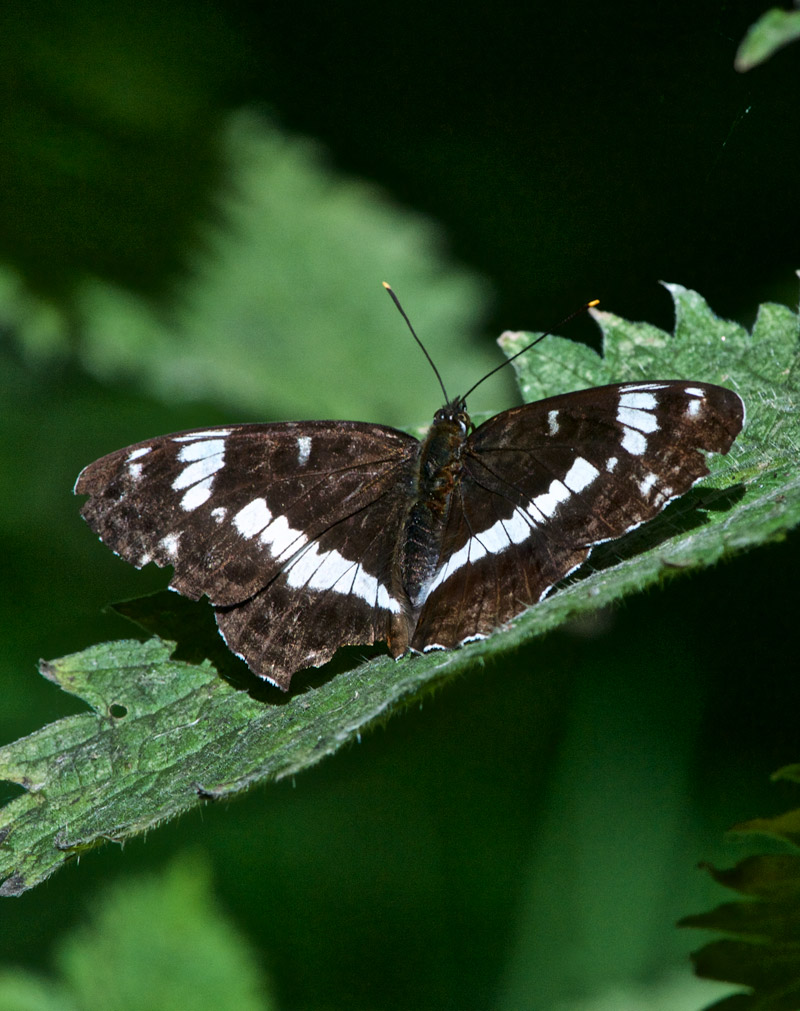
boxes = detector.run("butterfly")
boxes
[75,288,744,690]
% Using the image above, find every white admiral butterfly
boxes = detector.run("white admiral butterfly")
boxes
[75,289,744,689]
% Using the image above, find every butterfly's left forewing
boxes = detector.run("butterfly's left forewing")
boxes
[412,381,744,651]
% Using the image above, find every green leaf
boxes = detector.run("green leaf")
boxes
[735,8,800,72]
[2,282,799,894]
[0,856,273,1011]
[680,768,800,1008]
[681,854,800,1009]
[717,766,800,851]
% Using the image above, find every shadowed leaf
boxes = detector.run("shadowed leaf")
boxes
[682,854,800,1010]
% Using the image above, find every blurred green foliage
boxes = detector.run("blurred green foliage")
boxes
[0,857,273,1011]
[0,2,241,304]
[0,107,495,427]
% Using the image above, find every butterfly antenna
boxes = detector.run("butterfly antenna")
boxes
[383,282,450,403]
[460,299,600,402]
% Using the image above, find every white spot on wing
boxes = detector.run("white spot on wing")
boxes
[284,541,400,612]
[563,457,599,493]
[172,437,227,510]
[177,438,226,463]
[529,478,572,519]
[172,429,233,442]
[211,506,227,523]
[621,426,647,456]
[180,479,213,511]
[619,391,657,411]
[159,532,181,559]
[505,506,535,541]
[232,495,402,614]
[376,584,399,612]
[350,564,376,604]
[429,530,489,598]
[606,456,618,472]
[622,382,668,393]
[172,455,224,491]
[297,435,312,466]
[638,472,658,495]
[684,387,705,397]
[425,506,536,599]
[234,498,272,538]
[126,446,150,481]
[617,406,659,433]
[259,514,308,560]
[286,543,351,590]
[477,522,511,554]
[685,398,701,418]
[547,410,560,435]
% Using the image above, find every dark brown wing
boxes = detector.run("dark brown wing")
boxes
[76,421,419,688]
[411,381,744,650]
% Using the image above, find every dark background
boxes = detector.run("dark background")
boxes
[256,0,799,333]
[1,2,798,1008]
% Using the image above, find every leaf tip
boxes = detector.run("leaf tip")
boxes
[0,872,27,897]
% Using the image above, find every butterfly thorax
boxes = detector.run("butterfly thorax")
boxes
[400,401,471,612]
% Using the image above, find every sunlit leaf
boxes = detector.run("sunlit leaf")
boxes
[735,8,800,72]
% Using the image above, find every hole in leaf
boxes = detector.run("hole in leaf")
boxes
[109,703,128,719]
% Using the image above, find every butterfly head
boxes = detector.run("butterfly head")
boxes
[433,397,471,434]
